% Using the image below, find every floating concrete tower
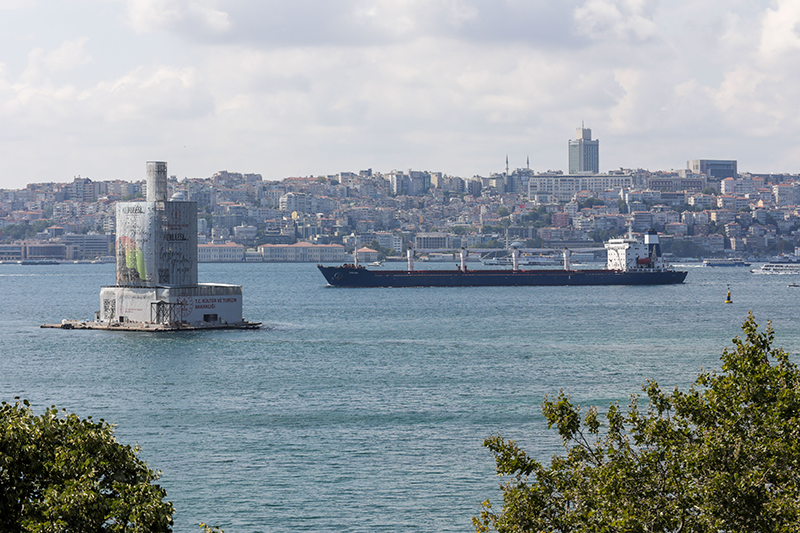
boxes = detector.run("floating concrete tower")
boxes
[93,161,257,330]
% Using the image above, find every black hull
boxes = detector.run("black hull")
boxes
[318,265,688,287]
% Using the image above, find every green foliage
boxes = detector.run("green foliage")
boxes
[589,229,621,243]
[659,239,709,258]
[577,198,605,210]
[450,226,478,235]
[0,220,53,241]
[765,239,798,256]
[475,313,800,532]
[367,239,396,259]
[0,399,174,532]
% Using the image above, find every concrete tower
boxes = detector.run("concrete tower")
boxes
[97,161,254,329]
[146,161,168,202]
[568,125,599,173]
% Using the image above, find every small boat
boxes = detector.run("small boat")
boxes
[368,260,384,267]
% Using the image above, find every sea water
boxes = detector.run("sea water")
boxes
[1,262,798,532]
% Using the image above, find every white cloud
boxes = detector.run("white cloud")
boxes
[4,1,800,186]
[17,38,92,86]
[0,0,31,9]
[760,0,800,58]
[125,0,230,34]
[95,65,213,122]
[42,38,93,73]
[573,0,661,42]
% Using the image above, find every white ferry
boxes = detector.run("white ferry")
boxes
[751,248,800,274]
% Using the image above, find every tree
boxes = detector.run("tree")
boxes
[523,237,544,248]
[659,239,708,259]
[0,399,174,532]
[0,220,52,241]
[578,198,605,210]
[475,314,800,532]
[367,239,395,259]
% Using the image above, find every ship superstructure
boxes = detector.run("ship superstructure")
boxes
[604,230,670,272]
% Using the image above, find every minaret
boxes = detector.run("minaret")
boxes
[505,155,509,175]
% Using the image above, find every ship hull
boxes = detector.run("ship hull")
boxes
[318,266,688,287]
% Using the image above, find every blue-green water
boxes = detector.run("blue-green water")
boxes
[1,262,798,532]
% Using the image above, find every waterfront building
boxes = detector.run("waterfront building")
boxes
[61,233,113,260]
[0,243,22,260]
[198,242,245,262]
[257,242,346,262]
[355,247,379,262]
[17,241,70,260]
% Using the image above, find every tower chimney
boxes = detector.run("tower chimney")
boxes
[146,161,168,202]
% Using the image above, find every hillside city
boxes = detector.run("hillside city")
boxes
[2,127,800,263]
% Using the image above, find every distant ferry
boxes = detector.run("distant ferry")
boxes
[318,231,687,287]
[752,262,800,275]
[703,259,750,267]
[482,254,562,266]
[751,248,800,274]
[17,260,60,265]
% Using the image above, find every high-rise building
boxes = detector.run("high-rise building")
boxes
[687,160,737,182]
[568,126,599,173]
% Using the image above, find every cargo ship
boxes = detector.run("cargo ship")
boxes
[318,230,687,287]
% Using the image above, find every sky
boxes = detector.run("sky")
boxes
[1,0,800,189]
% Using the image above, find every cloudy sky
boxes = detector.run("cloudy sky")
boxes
[1,0,799,189]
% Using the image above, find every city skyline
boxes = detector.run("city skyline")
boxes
[2,1,800,189]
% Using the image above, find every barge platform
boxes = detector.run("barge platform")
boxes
[41,319,261,331]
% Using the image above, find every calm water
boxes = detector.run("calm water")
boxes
[1,261,798,532]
